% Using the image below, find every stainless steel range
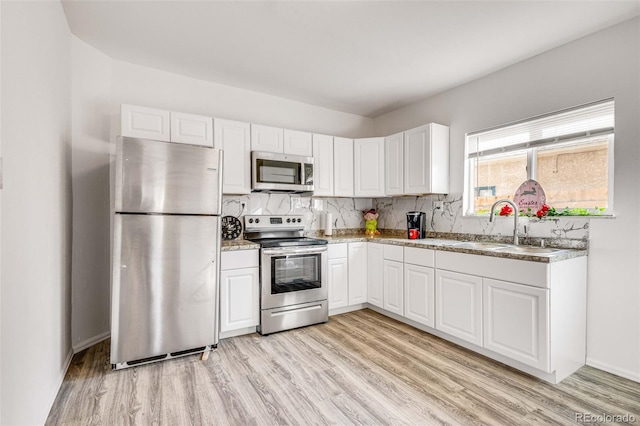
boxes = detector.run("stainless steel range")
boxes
[244,215,328,335]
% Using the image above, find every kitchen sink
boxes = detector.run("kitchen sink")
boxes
[495,246,565,255]
[453,242,510,250]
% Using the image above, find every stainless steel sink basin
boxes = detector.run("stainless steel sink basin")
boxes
[495,246,564,255]
[453,242,510,250]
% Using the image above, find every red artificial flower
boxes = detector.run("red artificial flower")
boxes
[536,209,545,218]
[541,204,550,212]
[499,205,513,216]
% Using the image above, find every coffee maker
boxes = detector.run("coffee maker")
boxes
[406,211,426,239]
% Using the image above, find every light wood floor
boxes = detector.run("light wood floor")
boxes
[47,309,640,425]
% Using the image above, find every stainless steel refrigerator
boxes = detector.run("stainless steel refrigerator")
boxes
[110,136,223,369]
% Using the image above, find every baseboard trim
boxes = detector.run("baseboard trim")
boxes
[73,331,110,353]
[41,347,74,425]
[329,304,366,316]
[586,357,640,383]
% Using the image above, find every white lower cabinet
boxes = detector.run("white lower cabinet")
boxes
[348,242,368,305]
[383,260,404,315]
[483,278,550,371]
[404,263,435,328]
[435,270,483,346]
[220,250,259,336]
[328,257,349,309]
[367,243,384,308]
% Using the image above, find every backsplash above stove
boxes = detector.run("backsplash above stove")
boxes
[222,194,374,231]
[223,192,590,241]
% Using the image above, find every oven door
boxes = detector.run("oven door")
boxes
[261,246,327,310]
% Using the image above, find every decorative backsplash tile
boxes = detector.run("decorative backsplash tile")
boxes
[222,194,373,231]
[223,192,589,242]
[373,193,589,241]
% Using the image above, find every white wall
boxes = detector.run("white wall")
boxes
[1,1,73,424]
[70,52,374,352]
[373,18,640,381]
[70,37,113,352]
[110,60,374,138]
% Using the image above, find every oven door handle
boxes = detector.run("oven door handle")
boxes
[262,246,328,256]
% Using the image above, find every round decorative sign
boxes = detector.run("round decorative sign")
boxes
[221,216,242,240]
[513,179,546,214]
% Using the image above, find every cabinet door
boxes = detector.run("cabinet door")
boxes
[333,137,354,197]
[328,257,349,310]
[251,124,284,153]
[312,134,334,196]
[404,264,435,328]
[483,279,550,371]
[354,137,385,197]
[284,129,313,156]
[367,243,384,308]
[404,125,431,194]
[220,267,259,333]
[435,270,483,346]
[348,242,368,305]
[430,123,450,194]
[383,260,404,315]
[170,112,213,147]
[121,104,170,142]
[214,118,251,194]
[385,132,404,195]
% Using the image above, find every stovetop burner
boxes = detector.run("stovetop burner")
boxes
[247,237,328,248]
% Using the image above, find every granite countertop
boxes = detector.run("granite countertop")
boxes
[221,239,260,251]
[321,234,587,263]
[222,233,587,263]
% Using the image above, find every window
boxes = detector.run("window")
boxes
[465,99,614,216]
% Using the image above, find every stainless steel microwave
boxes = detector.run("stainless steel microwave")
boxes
[251,151,314,193]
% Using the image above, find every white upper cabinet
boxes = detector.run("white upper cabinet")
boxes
[170,111,213,147]
[404,123,450,195]
[121,104,171,142]
[214,118,251,194]
[354,137,385,197]
[251,124,284,153]
[333,137,354,197]
[312,134,334,196]
[385,132,404,196]
[284,129,313,156]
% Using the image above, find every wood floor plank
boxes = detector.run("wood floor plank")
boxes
[47,309,640,425]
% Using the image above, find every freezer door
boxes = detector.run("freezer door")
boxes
[111,214,220,364]
[115,137,222,214]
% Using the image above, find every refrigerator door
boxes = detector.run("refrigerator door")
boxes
[115,137,222,215]
[111,214,220,364]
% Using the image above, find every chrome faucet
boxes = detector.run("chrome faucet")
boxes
[489,199,519,245]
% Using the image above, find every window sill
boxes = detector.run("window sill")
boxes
[464,214,616,220]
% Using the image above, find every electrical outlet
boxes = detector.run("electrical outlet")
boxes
[433,201,444,210]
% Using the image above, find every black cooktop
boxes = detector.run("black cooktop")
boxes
[247,237,328,248]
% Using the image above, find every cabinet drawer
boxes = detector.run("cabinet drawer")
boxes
[221,250,259,270]
[328,243,348,259]
[383,244,403,262]
[404,247,434,267]
[436,251,549,288]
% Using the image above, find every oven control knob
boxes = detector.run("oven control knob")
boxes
[248,218,254,223]
[255,218,260,224]
[286,218,291,223]
[297,218,302,223]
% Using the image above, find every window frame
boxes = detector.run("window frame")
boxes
[464,104,615,217]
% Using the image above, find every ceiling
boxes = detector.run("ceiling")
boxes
[62,1,639,118]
